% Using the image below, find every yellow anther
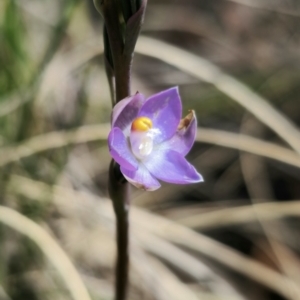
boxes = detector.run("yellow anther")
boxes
[131,117,153,131]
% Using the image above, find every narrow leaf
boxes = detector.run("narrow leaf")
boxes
[124,0,147,57]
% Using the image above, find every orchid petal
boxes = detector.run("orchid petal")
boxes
[121,164,161,191]
[137,87,182,144]
[112,92,146,131]
[144,149,203,184]
[165,110,197,156]
[108,127,138,171]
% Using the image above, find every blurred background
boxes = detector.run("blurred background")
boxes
[0,0,300,299]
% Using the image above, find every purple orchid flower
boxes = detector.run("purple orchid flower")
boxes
[108,87,203,191]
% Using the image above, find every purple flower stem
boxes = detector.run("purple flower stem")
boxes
[93,1,146,299]
[109,161,130,300]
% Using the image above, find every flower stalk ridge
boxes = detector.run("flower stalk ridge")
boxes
[108,87,203,191]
